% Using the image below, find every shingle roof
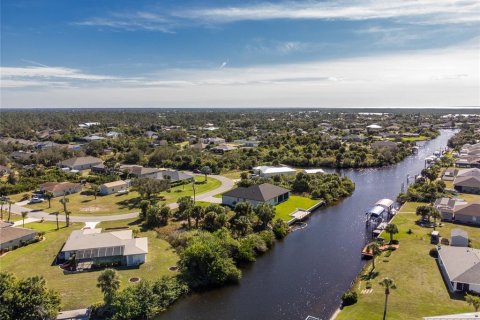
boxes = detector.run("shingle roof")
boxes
[454,202,480,217]
[101,180,128,188]
[0,226,37,245]
[120,165,160,176]
[454,176,480,189]
[223,183,290,202]
[59,156,103,167]
[40,182,81,193]
[438,246,480,285]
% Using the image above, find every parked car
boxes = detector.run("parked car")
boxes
[193,169,201,174]
[29,197,44,204]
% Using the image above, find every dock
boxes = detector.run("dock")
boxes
[287,201,325,225]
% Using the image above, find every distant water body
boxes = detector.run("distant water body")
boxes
[158,130,456,320]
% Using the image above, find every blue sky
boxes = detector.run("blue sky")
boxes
[1,0,479,108]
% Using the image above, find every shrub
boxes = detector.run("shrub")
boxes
[429,248,438,258]
[341,290,358,306]
[272,218,289,239]
[258,230,275,248]
[365,282,372,289]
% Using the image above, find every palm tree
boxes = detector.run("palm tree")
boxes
[379,277,397,320]
[90,184,99,199]
[60,196,70,227]
[465,294,480,312]
[192,205,205,228]
[366,241,381,271]
[21,211,28,227]
[385,224,399,244]
[53,211,60,230]
[0,200,5,220]
[97,268,120,306]
[45,192,54,208]
[7,200,14,222]
[200,165,212,182]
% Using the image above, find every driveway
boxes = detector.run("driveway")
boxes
[10,174,234,223]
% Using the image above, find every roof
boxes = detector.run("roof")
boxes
[367,205,385,216]
[253,166,296,174]
[304,169,325,174]
[371,140,398,149]
[454,202,480,217]
[61,228,148,256]
[367,124,382,129]
[59,156,103,168]
[101,180,128,188]
[157,170,193,182]
[423,312,480,319]
[40,182,81,193]
[120,165,160,176]
[457,168,480,178]
[375,199,394,208]
[0,226,37,245]
[451,228,468,238]
[454,176,480,189]
[437,246,480,285]
[223,183,290,202]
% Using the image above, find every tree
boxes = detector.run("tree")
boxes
[177,196,194,228]
[7,200,13,222]
[272,218,289,239]
[45,192,54,209]
[53,211,60,230]
[21,211,28,227]
[233,216,252,237]
[200,166,212,181]
[0,200,5,220]
[254,203,275,229]
[366,241,381,271]
[90,184,99,199]
[159,205,172,226]
[416,205,434,222]
[191,205,205,228]
[384,223,399,243]
[430,208,442,230]
[139,200,150,220]
[466,294,480,312]
[0,272,61,320]
[132,178,170,200]
[97,269,120,306]
[60,196,70,227]
[379,277,397,320]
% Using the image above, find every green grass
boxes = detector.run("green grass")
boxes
[0,220,179,310]
[457,193,480,203]
[401,135,429,142]
[274,196,320,221]
[24,221,62,232]
[20,176,221,216]
[220,171,245,179]
[336,202,478,320]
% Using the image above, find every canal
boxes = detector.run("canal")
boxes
[158,130,456,320]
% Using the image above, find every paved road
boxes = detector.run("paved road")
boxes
[9,175,234,223]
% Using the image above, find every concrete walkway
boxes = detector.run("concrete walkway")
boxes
[10,174,234,223]
[13,217,40,226]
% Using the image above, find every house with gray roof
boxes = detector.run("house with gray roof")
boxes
[453,202,480,226]
[454,175,480,194]
[437,246,480,294]
[58,156,103,171]
[120,165,160,178]
[156,170,194,183]
[0,222,38,251]
[60,228,148,267]
[222,183,290,207]
[434,198,466,221]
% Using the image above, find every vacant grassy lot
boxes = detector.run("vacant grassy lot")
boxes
[401,136,429,142]
[336,202,478,320]
[275,196,320,221]
[1,219,179,310]
[21,176,221,216]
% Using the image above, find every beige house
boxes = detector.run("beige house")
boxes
[40,182,82,197]
[58,156,103,171]
[0,222,38,251]
[99,180,130,195]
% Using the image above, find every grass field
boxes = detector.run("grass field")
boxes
[401,136,429,142]
[336,202,478,320]
[21,176,221,216]
[0,219,179,310]
[274,196,320,221]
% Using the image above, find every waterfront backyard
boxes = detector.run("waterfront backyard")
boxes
[336,202,479,319]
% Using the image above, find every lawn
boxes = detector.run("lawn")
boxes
[0,219,179,310]
[220,171,245,179]
[336,202,478,320]
[21,176,222,216]
[274,196,320,221]
[401,136,429,142]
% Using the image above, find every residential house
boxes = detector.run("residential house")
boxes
[203,137,226,145]
[106,131,121,139]
[211,144,238,154]
[434,198,466,221]
[120,165,160,178]
[10,150,36,161]
[437,245,480,294]
[35,141,59,150]
[366,124,383,133]
[456,155,480,168]
[451,229,469,247]
[454,176,480,194]
[144,131,159,139]
[453,202,480,225]
[59,228,148,267]
[222,183,290,207]
[0,222,38,251]
[58,156,103,171]
[253,166,296,178]
[303,169,325,175]
[40,182,82,197]
[156,170,194,183]
[99,180,130,195]
[441,168,458,181]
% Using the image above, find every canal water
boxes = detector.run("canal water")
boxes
[158,130,456,320]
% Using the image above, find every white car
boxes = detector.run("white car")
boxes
[29,197,45,204]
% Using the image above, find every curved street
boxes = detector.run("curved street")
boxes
[8,174,234,223]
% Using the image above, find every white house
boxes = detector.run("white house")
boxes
[40,182,82,197]
[58,156,103,171]
[253,166,296,178]
[437,246,480,294]
[222,183,290,208]
[99,180,130,195]
[60,228,148,267]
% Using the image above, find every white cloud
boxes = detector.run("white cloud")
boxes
[1,42,478,108]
